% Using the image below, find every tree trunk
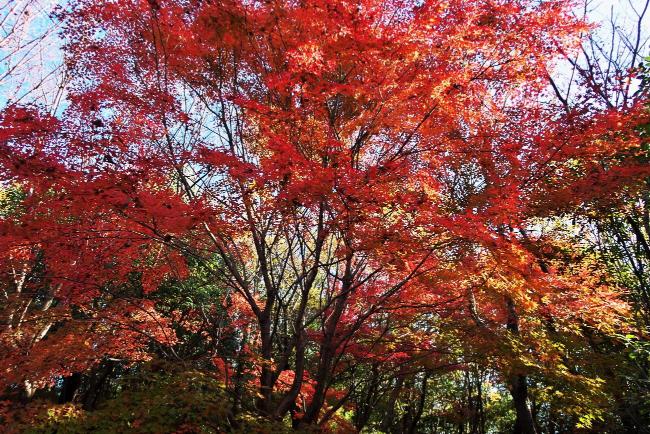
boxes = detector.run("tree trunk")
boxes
[82,361,115,410]
[506,298,537,434]
[509,374,537,434]
[59,373,81,403]
[382,374,404,433]
[301,254,353,425]
[257,314,274,415]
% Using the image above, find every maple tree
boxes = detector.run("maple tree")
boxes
[0,0,648,432]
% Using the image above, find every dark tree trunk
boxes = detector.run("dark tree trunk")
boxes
[506,298,537,434]
[257,314,274,415]
[407,372,430,434]
[509,374,537,434]
[301,254,354,425]
[354,363,380,432]
[382,375,404,433]
[59,373,81,403]
[82,361,115,410]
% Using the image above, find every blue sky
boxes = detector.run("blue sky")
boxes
[0,0,647,111]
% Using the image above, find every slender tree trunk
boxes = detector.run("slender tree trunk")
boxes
[506,298,537,434]
[257,314,274,415]
[408,372,431,434]
[382,374,404,433]
[301,254,353,425]
[232,330,249,418]
[476,369,486,434]
[59,373,81,403]
[354,363,380,432]
[509,374,537,434]
[82,360,115,410]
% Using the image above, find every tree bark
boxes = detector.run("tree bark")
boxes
[59,373,81,403]
[509,374,537,434]
[506,298,537,434]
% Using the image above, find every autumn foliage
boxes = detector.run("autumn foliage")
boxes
[1,0,649,432]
